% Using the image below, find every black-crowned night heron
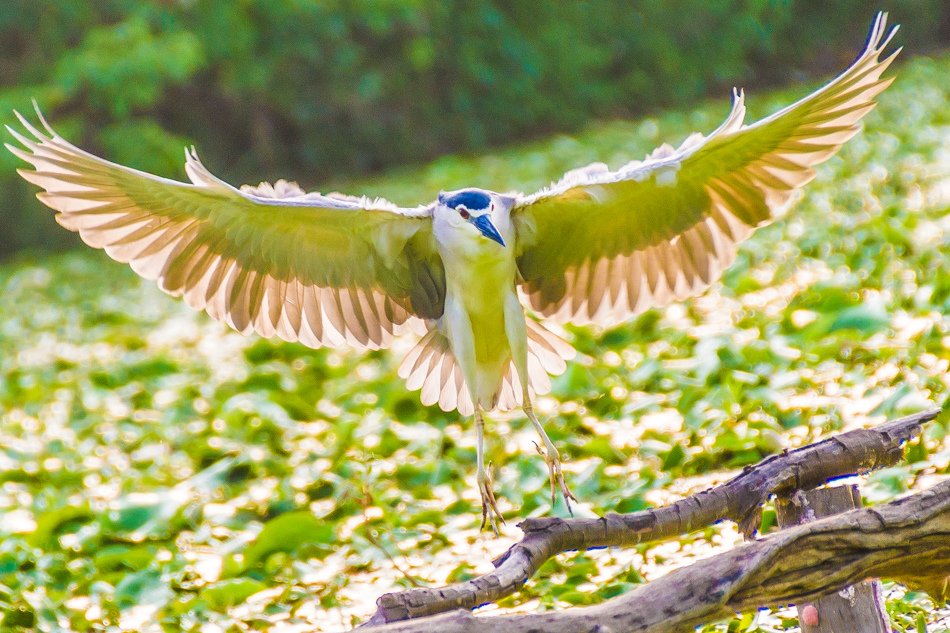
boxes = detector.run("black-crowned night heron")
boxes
[8,14,898,531]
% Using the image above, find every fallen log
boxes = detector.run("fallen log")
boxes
[364,408,940,625]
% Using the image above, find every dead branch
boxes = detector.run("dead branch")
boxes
[365,408,940,625]
[356,478,950,633]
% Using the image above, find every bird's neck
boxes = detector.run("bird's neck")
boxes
[435,222,515,308]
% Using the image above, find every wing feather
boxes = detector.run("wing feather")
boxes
[8,109,445,349]
[513,12,898,326]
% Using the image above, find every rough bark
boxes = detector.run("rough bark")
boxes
[365,409,940,625]
[775,485,888,632]
[356,478,950,633]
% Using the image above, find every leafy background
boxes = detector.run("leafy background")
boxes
[1,2,950,632]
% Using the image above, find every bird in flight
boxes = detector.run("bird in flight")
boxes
[8,14,898,532]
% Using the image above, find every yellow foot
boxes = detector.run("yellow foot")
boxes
[477,463,504,535]
[534,441,577,515]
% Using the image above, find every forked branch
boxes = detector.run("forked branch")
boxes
[364,409,941,625]
[357,478,950,633]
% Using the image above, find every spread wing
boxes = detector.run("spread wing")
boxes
[7,109,445,349]
[513,12,899,326]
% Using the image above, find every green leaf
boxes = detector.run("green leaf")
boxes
[28,505,94,549]
[243,511,334,568]
[827,304,890,334]
[199,578,267,610]
[114,570,172,611]
[661,443,687,470]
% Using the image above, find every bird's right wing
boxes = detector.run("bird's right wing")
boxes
[512,12,899,326]
[7,109,445,349]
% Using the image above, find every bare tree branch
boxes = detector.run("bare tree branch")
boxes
[356,478,950,633]
[365,408,941,625]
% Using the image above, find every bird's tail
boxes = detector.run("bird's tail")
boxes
[398,328,474,415]
[494,319,575,412]
[397,320,575,416]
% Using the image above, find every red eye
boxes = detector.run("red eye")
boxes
[459,208,470,219]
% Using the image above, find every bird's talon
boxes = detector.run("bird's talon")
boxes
[539,447,576,514]
[477,465,503,535]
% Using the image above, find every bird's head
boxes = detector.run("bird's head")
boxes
[436,189,509,247]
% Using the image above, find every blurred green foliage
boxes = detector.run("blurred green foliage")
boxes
[0,38,948,630]
[1,1,948,256]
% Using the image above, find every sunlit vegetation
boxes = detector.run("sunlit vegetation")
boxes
[1,52,948,632]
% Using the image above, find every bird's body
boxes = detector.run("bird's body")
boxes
[432,192,528,411]
[434,197,519,410]
[8,14,899,531]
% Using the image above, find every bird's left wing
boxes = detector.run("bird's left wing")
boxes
[7,109,445,349]
[512,12,899,326]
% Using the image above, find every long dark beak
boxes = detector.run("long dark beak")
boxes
[471,214,506,247]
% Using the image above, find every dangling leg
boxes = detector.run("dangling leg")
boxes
[523,392,576,514]
[475,405,503,533]
[504,296,576,514]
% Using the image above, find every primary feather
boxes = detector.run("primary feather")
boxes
[513,12,899,326]
[7,112,445,350]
